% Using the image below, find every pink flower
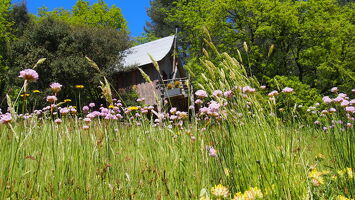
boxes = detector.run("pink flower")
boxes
[137,98,145,102]
[330,87,338,93]
[223,90,233,98]
[82,106,90,113]
[18,69,39,81]
[260,85,267,90]
[268,90,279,97]
[322,96,332,104]
[346,123,353,128]
[242,86,256,94]
[170,107,177,114]
[54,119,62,124]
[60,107,69,115]
[195,99,203,104]
[208,101,220,113]
[314,120,321,125]
[195,90,208,98]
[212,90,223,97]
[282,87,294,93]
[209,147,217,157]
[352,89,355,93]
[345,106,355,113]
[328,108,336,113]
[89,103,95,108]
[83,118,91,124]
[340,100,350,107]
[333,97,343,103]
[82,125,89,130]
[46,96,57,103]
[50,82,62,93]
[0,113,12,124]
[350,99,355,105]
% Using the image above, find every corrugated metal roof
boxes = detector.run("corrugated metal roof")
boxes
[120,35,175,70]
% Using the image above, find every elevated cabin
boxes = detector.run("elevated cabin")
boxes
[113,35,189,109]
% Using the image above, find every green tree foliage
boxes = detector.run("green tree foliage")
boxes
[145,0,178,37]
[37,0,127,31]
[165,0,354,93]
[7,18,130,107]
[0,0,13,99]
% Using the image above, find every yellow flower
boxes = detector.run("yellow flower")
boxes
[211,184,229,198]
[308,168,325,186]
[108,105,115,109]
[32,90,41,93]
[232,192,244,200]
[128,106,139,111]
[64,99,72,102]
[20,93,30,97]
[75,85,84,89]
[346,168,353,179]
[224,168,230,177]
[335,195,350,200]
[244,187,263,199]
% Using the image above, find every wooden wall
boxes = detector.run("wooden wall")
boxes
[115,52,184,105]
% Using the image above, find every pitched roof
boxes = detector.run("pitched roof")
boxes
[117,35,175,72]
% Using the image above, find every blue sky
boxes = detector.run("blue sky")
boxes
[12,0,151,37]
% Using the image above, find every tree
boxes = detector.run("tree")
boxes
[0,0,13,100]
[7,17,131,107]
[38,0,127,31]
[145,0,178,38]
[166,0,354,93]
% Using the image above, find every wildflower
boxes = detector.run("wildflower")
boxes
[268,90,278,97]
[50,82,62,93]
[211,184,229,198]
[340,100,350,107]
[89,103,95,108]
[244,187,263,199]
[308,168,325,186]
[46,96,57,103]
[243,86,256,94]
[82,125,89,130]
[60,107,70,115]
[70,108,77,114]
[328,108,336,113]
[54,119,62,124]
[322,96,332,104]
[32,90,41,93]
[213,90,223,97]
[282,87,294,93]
[334,97,344,103]
[223,90,233,98]
[20,93,30,97]
[346,123,352,128]
[331,87,338,93]
[81,118,91,124]
[18,69,39,81]
[82,106,90,113]
[0,113,12,124]
[345,106,354,113]
[170,107,177,114]
[260,85,266,90]
[224,168,230,177]
[137,98,145,102]
[209,147,217,157]
[128,106,139,111]
[195,99,203,104]
[64,99,71,102]
[335,195,350,200]
[75,85,84,89]
[232,192,244,200]
[195,90,208,98]
[314,120,321,125]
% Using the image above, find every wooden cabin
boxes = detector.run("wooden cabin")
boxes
[114,35,189,109]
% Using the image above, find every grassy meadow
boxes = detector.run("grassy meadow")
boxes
[0,53,354,199]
